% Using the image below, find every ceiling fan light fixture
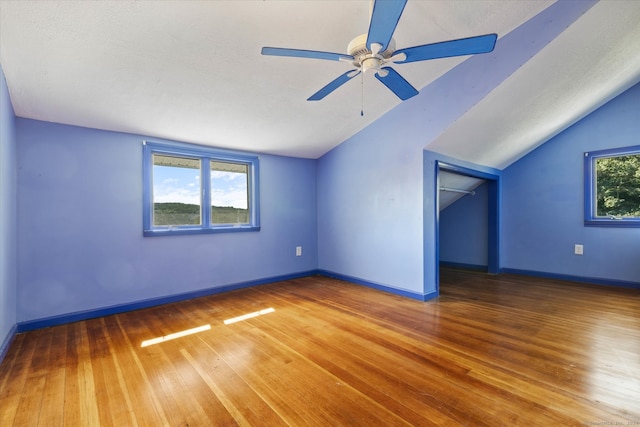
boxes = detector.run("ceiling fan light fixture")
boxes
[362,56,382,74]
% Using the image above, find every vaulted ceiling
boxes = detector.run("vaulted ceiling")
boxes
[1,1,639,168]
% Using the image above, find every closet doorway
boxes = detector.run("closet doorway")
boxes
[435,162,500,291]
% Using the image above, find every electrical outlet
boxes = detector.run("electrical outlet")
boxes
[574,244,583,255]
[296,246,302,257]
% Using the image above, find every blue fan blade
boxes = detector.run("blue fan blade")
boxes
[262,47,353,62]
[366,0,407,51]
[308,70,360,101]
[393,34,497,63]
[375,67,418,100]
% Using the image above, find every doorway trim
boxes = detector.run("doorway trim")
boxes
[435,161,501,291]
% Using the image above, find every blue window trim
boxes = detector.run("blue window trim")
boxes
[584,144,640,228]
[143,141,260,236]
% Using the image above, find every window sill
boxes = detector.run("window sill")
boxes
[144,225,261,237]
[584,219,640,228]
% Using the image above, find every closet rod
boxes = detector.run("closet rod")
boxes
[439,187,475,196]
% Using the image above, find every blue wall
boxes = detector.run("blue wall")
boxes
[317,120,425,296]
[0,66,18,356]
[502,81,640,285]
[16,119,318,323]
[440,182,489,269]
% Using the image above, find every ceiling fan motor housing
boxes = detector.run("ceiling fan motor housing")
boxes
[348,33,395,74]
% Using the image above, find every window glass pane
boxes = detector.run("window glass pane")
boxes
[152,154,202,226]
[595,154,640,218]
[210,161,249,224]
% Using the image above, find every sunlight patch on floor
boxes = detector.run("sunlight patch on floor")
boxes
[141,324,211,347]
[224,308,275,325]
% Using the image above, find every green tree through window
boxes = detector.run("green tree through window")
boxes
[596,154,640,217]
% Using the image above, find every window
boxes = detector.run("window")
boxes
[584,145,640,227]
[143,141,260,236]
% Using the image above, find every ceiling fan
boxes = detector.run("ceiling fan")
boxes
[261,0,497,102]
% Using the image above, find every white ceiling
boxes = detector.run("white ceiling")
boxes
[1,1,639,167]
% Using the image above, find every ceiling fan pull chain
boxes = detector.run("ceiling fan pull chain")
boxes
[361,71,365,116]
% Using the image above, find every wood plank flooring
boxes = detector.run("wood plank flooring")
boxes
[1,270,639,426]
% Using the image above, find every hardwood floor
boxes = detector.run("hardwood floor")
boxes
[1,270,639,426]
